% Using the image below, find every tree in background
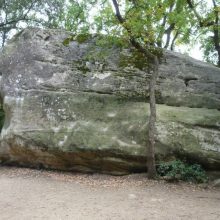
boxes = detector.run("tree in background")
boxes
[0,0,97,47]
[2,0,220,68]
[186,0,220,66]
[0,0,67,47]
[41,0,90,33]
[0,0,35,46]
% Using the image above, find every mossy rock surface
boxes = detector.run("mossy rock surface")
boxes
[0,28,219,174]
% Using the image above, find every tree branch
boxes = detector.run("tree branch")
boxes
[0,0,38,28]
[112,0,157,60]
[187,0,214,27]
[111,0,125,23]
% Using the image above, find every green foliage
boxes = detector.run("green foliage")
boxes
[201,36,218,65]
[54,0,90,34]
[0,0,66,47]
[157,160,208,183]
[1,0,220,65]
[185,0,220,66]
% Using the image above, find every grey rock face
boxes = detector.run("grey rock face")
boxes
[0,28,219,174]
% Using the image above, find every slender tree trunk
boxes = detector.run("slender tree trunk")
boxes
[213,28,220,67]
[217,49,220,67]
[171,31,179,51]
[111,0,158,179]
[147,56,159,179]
[2,30,7,47]
[164,23,175,49]
[212,0,220,66]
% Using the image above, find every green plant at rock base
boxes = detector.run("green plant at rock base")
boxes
[157,160,208,183]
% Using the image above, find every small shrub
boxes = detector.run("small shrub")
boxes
[157,160,208,183]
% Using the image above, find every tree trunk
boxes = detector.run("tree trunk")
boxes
[2,30,7,47]
[171,31,179,51]
[217,48,220,67]
[111,0,159,179]
[147,56,159,179]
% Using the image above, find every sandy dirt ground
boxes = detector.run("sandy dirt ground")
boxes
[0,166,220,220]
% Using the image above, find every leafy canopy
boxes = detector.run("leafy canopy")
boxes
[1,0,220,66]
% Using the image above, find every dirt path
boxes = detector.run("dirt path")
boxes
[0,167,220,220]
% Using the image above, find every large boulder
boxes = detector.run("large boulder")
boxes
[0,28,219,174]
